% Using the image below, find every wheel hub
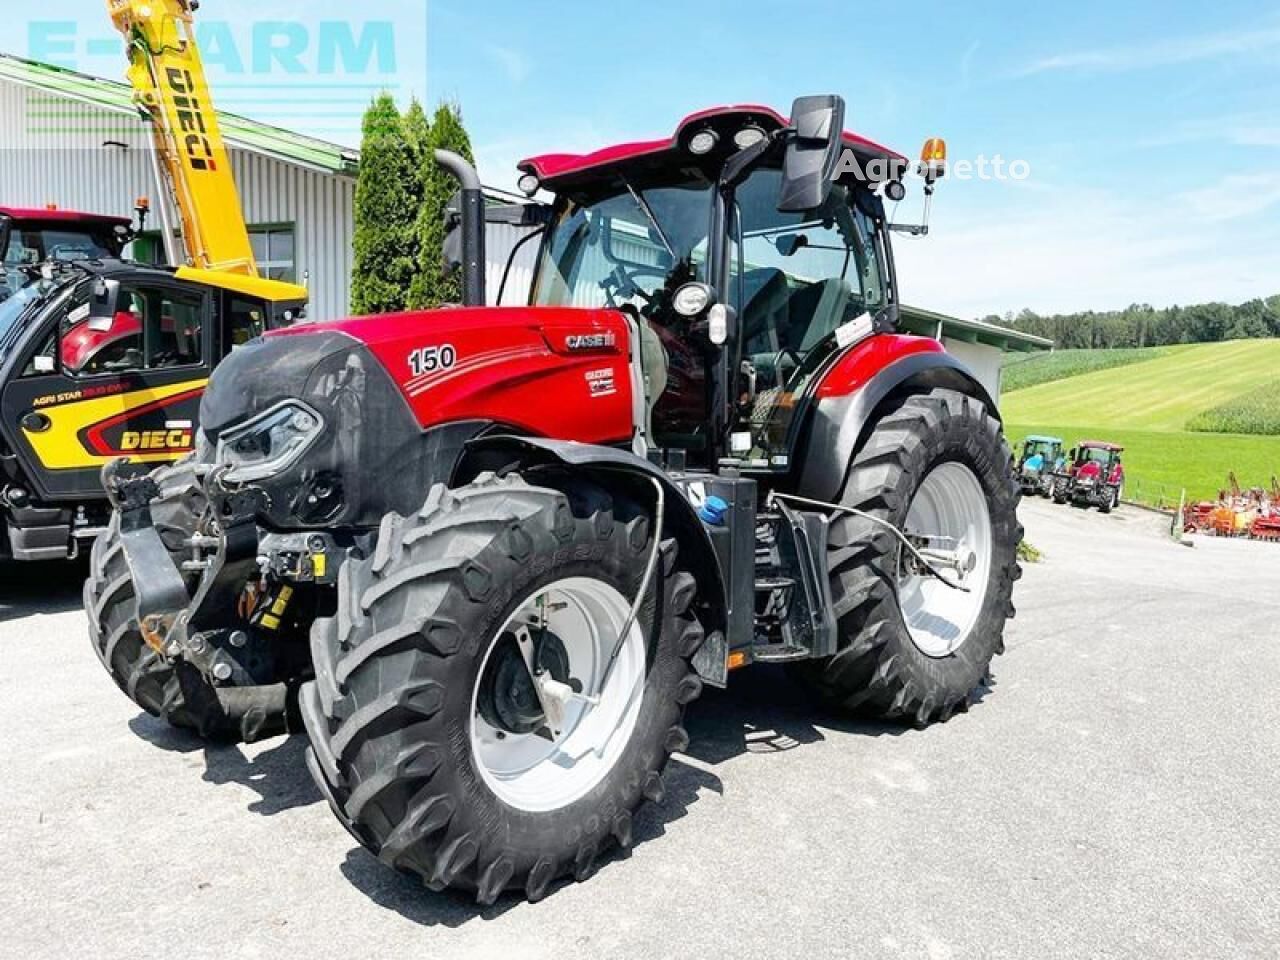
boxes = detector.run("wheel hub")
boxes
[479,629,572,735]
[896,461,993,658]
[469,577,646,813]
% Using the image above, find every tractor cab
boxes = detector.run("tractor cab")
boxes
[513,100,937,473]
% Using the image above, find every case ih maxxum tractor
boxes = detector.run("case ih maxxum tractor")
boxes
[87,97,1022,902]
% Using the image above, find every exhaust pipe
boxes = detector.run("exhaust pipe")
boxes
[434,149,486,307]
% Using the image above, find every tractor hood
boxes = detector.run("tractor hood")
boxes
[198,306,638,530]
[198,326,443,529]
[261,307,636,444]
[1075,461,1103,481]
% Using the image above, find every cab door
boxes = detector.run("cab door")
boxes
[1,276,213,501]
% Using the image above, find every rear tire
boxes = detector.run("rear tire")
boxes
[300,472,705,903]
[797,389,1022,725]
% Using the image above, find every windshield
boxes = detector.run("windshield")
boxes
[1025,441,1057,459]
[0,276,48,351]
[532,177,714,309]
[3,226,115,292]
[1080,447,1116,465]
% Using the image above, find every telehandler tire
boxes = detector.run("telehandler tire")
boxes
[301,472,705,904]
[798,388,1022,726]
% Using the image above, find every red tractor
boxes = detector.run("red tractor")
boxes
[1053,441,1124,512]
[86,98,1022,902]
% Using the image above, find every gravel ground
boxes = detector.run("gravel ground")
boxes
[1,498,1277,959]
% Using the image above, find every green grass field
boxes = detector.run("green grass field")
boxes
[1001,345,1190,393]
[1187,378,1280,435]
[1004,340,1280,504]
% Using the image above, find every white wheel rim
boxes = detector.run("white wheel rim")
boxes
[469,577,645,813]
[897,462,993,658]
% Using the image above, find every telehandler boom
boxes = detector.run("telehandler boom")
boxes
[106,0,259,276]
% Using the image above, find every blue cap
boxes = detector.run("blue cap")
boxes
[698,495,730,526]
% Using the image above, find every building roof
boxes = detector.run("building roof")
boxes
[519,104,905,186]
[899,304,1054,354]
[0,53,359,177]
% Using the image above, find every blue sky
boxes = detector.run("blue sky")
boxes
[5,0,1279,317]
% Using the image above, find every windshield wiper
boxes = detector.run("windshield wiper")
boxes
[620,178,676,260]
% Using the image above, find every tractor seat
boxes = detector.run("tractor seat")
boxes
[739,269,791,358]
[783,277,854,354]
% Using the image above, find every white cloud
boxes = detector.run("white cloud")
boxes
[1017,24,1280,76]
[960,40,981,88]
[1178,170,1280,222]
[894,179,1280,318]
[483,44,530,85]
[1135,112,1280,150]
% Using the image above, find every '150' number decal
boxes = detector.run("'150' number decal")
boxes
[408,344,458,377]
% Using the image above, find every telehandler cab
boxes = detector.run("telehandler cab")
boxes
[0,1,308,562]
[88,97,1023,903]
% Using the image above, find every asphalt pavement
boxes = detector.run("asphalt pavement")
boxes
[1,498,1276,959]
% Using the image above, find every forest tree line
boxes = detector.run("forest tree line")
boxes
[989,294,1280,349]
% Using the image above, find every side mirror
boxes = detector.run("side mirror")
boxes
[775,234,808,257]
[89,279,121,323]
[778,94,846,213]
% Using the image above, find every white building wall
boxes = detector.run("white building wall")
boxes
[0,77,355,322]
[940,337,1003,401]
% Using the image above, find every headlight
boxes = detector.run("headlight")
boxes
[216,400,324,483]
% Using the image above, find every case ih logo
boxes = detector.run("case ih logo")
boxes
[565,333,616,351]
[166,67,217,172]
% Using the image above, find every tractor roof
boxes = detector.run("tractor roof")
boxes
[1025,435,1063,444]
[0,206,130,227]
[1078,441,1123,451]
[518,104,905,188]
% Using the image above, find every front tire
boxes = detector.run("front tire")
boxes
[798,389,1022,725]
[300,472,705,903]
[85,479,250,741]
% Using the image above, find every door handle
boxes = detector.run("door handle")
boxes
[21,412,51,433]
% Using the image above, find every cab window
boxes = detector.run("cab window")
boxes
[224,297,266,350]
[729,167,886,465]
[61,284,207,377]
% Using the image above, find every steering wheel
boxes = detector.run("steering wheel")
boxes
[602,263,668,307]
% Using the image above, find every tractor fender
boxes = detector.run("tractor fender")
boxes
[798,340,999,503]
[454,435,730,651]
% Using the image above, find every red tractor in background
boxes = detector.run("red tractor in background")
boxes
[1,206,134,291]
[1052,441,1125,513]
[87,97,1023,902]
